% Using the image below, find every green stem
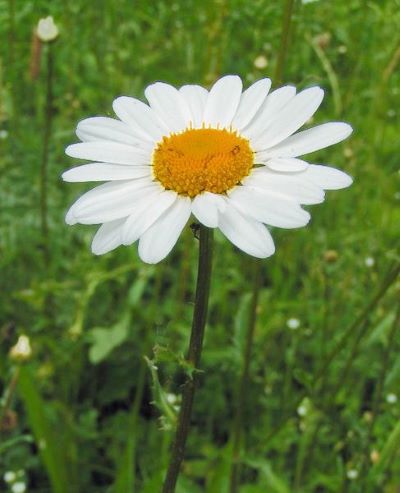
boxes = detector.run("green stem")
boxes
[0,366,20,433]
[162,226,214,493]
[274,0,295,84]
[40,43,54,261]
[229,259,262,493]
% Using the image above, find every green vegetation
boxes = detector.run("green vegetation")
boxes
[1,0,399,492]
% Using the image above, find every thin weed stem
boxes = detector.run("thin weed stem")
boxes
[162,226,213,493]
[40,43,54,262]
[274,0,295,84]
[0,366,20,434]
[229,259,263,493]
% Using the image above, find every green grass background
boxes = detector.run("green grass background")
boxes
[0,0,399,492]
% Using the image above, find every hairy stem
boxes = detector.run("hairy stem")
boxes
[162,226,213,493]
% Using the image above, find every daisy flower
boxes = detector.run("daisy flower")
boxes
[63,75,353,264]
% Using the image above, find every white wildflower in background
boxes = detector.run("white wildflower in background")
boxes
[36,16,59,42]
[254,55,268,69]
[63,75,353,264]
[9,335,32,362]
[297,397,311,417]
[364,257,375,268]
[287,318,300,330]
[386,393,397,404]
[4,471,16,483]
[0,129,8,140]
[297,404,307,416]
[166,393,178,405]
[11,483,26,493]
[346,469,359,480]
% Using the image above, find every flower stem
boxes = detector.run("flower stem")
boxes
[162,225,214,493]
[229,259,262,492]
[40,43,54,262]
[274,0,296,85]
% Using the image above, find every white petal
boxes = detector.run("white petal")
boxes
[203,75,243,128]
[65,142,150,165]
[76,117,152,151]
[138,197,191,264]
[244,168,325,205]
[243,86,296,140]
[67,179,159,225]
[257,157,309,172]
[191,192,227,228]
[179,85,208,128]
[113,96,167,142]
[303,164,353,190]
[122,190,178,245]
[232,78,271,130]
[145,82,192,133]
[264,122,353,158]
[91,218,125,255]
[229,185,310,229]
[218,206,275,258]
[65,208,76,225]
[253,87,324,150]
[62,163,151,182]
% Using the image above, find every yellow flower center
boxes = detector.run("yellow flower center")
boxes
[152,128,254,198]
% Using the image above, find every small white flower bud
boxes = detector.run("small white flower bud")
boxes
[386,393,397,404]
[12,482,27,493]
[4,471,17,483]
[346,469,358,480]
[364,257,375,268]
[287,318,300,330]
[9,335,32,362]
[37,16,59,42]
[253,55,268,70]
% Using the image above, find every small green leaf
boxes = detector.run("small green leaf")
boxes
[88,314,129,364]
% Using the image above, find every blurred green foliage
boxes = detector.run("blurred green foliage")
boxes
[0,0,399,492]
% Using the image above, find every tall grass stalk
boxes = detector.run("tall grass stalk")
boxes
[39,43,54,261]
[274,0,295,85]
[229,259,262,493]
[162,226,213,493]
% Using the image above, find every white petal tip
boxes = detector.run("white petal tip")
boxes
[340,123,353,138]
[61,170,76,182]
[340,173,353,188]
[65,210,77,225]
[253,245,276,259]
[91,244,113,256]
[65,144,79,158]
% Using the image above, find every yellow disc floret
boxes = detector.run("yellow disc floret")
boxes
[152,128,254,197]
